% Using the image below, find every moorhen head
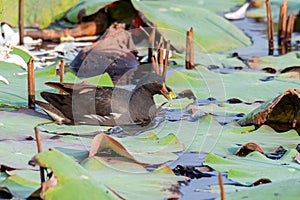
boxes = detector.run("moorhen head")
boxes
[36,73,173,126]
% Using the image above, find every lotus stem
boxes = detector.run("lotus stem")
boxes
[34,127,45,183]
[186,27,194,69]
[218,172,226,200]
[285,11,295,53]
[59,59,65,95]
[18,0,24,45]
[148,27,156,63]
[27,57,35,109]
[266,0,274,55]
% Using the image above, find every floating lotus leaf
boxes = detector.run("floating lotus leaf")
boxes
[166,66,300,102]
[81,156,185,199]
[154,95,194,109]
[90,133,183,165]
[247,52,300,72]
[212,123,300,156]
[10,47,32,64]
[189,102,261,117]
[146,114,300,156]
[2,0,79,28]
[0,108,51,140]
[0,138,89,170]
[65,0,113,23]
[0,61,113,106]
[132,0,251,53]
[118,132,184,164]
[31,149,184,199]
[38,123,111,136]
[195,0,246,13]
[65,0,246,23]
[30,149,120,199]
[224,178,300,199]
[204,149,300,186]
[0,172,40,199]
[246,0,300,19]
[171,52,246,68]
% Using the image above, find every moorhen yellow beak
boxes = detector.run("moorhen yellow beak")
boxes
[160,83,173,100]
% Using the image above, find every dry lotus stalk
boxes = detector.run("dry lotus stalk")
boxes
[238,89,300,134]
[235,142,264,157]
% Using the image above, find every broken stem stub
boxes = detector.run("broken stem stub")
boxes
[18,0,24,45]
[59,59,65,94]
[27,57,35,109]
[148,27,156,63]
[186,27,194,70]
[34,127,45,183]
[266,0,274,55]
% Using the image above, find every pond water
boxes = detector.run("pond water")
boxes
[229,17,300,58]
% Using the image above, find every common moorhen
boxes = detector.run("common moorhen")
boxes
[36,73,173,126]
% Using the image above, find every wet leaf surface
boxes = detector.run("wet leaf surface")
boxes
[0,108,51,140]
[31,149,121,199]
[30,148,185,199]
[247,52,300,72]
[204,149,300,186]
[166,66,300,102]
[65,0,113,23]
[224,178,300,199]
[0,172,40,199]
[246,0,300,19]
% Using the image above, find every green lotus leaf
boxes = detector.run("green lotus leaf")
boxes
[246,0,300,19]
[31,149,120,199]
[132,0,251,53]
[0,171,40,199]
[223,178,300,199]
[81,156,185,199]
[2,0,79,28]
[247,52,300,72]
[204,149,300,186]
[166,66,300,102]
